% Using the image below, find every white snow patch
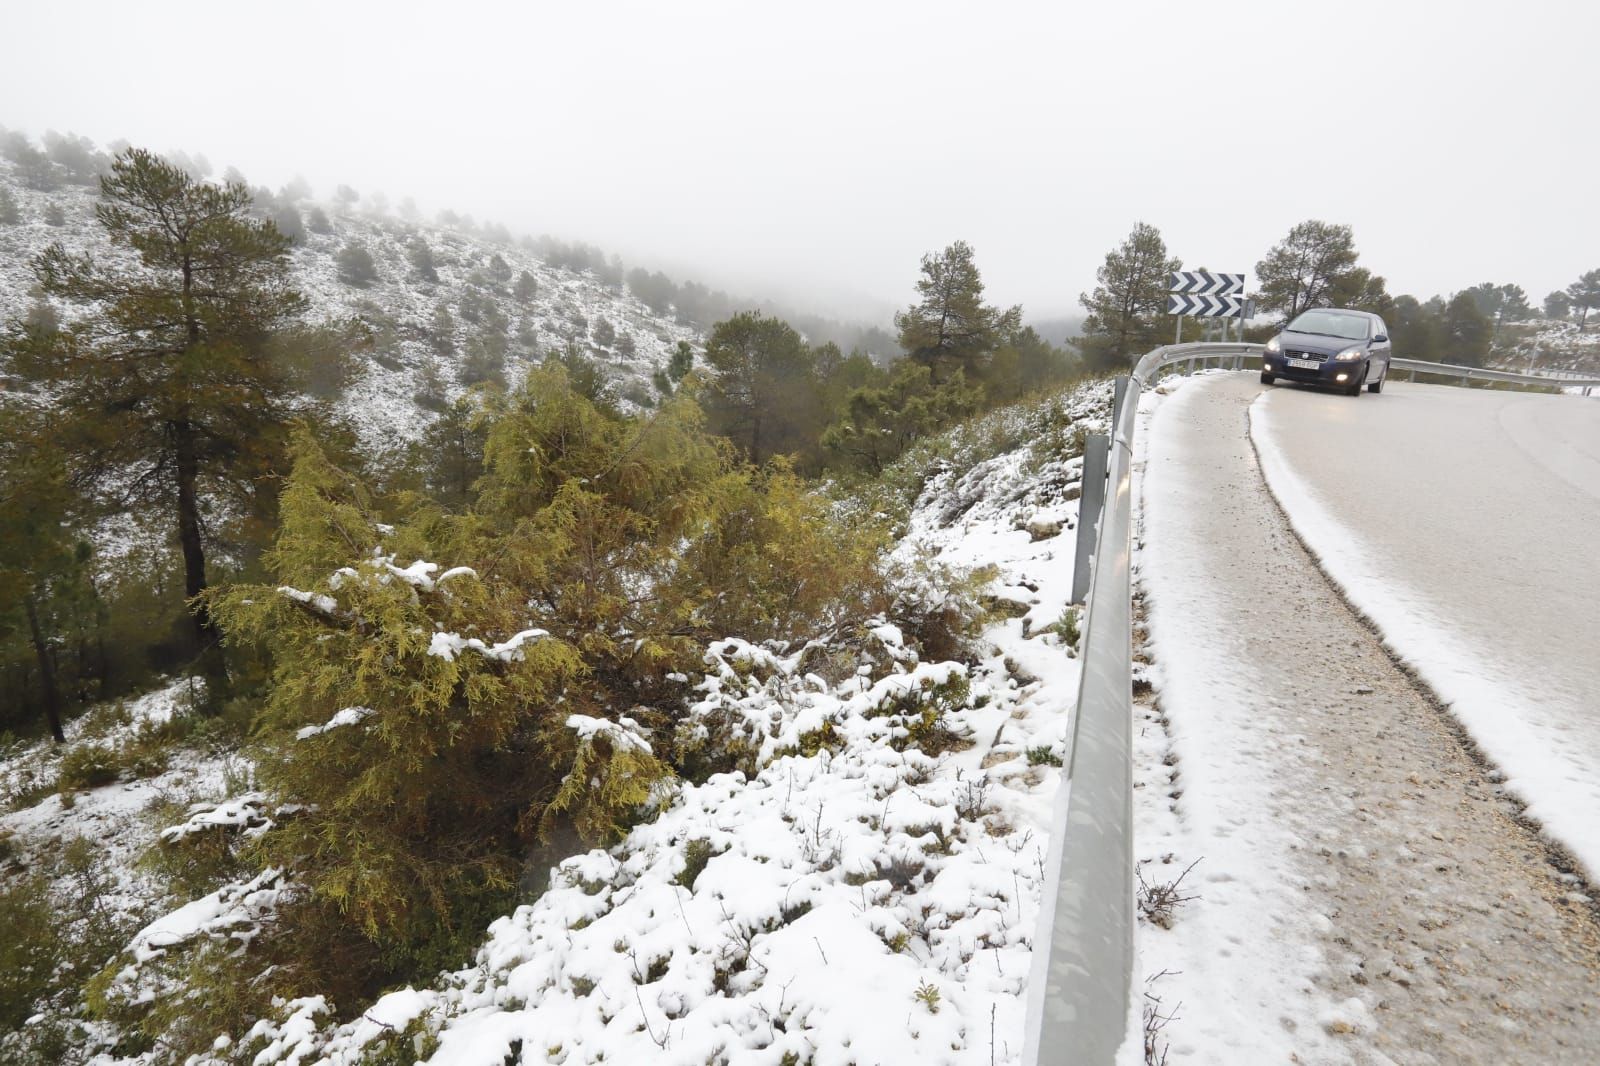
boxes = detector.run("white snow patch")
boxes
[565,714,653,756]
[426,628,548,662]
[295,707,376,741]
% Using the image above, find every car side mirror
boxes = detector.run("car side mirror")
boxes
[1373,333,1388,343]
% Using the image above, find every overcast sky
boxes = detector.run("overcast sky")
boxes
[3,0,1595,323]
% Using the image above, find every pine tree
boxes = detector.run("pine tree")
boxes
[1461,281,1531,324]
[821,362,980,475]
[702,312,824,464]
[413,351,448,413]
[1543,291,1570,320]
[1328,268,1393,318]
[335,242,379,287]
[18,148,307,693]
[1566,269,1600,332]
[0,416,83,742]
[668,340,694,381]
[626,268,677,315]
[895,241,1020,383]
[430,303,456,357]
[271,202,306,244]
[983,325,1076,403]
[1389,295,1442,361]
[42,129,108,183]
[0,186,19,225]
[408,238,438,282]
[1443,291,1492,366]
[415,394,486,508]
[513,270,538,302]
[549,340,612,407]
[1255,221,1360,318]
[653,341,694,399]
[2,133,60,190]
[462,329,509,387]
[1077,223,1180,371]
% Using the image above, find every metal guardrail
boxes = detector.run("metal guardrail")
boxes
[1023,342,1261,1066]
[1023,342,1599,1065]
[1390,357,1600,393]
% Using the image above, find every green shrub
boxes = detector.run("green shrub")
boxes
[3,764,57,812]
[676,838,717,890]
[1027,745,1063,767]
[0,872,62,1029]
[1049,607,1080,646]
[91,365,930,1045]
[57,743,120,790]
[0,1012,91,1065]
[75,700,133,740]
[867,672,971,754]
[139,798,246,902]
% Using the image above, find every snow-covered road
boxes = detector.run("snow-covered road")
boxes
[1133,372,1600,1064]
[1252,381,1600,880]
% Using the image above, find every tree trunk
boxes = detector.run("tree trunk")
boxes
[173,417,229,702]
[23,592,66,743]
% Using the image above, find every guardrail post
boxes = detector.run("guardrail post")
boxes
[1069,433,1110,607]
[1112,374,1129,424]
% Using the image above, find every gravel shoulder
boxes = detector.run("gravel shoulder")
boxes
[1133,372,1600,1065]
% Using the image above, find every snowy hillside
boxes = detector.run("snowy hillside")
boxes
[0,382,1112,1065]
[0,158,701,458]
[1495,318,1600,373]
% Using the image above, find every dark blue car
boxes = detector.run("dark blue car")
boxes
[1260,308,1392,396]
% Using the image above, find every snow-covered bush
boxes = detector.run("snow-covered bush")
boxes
[86,364,932,1058]
[207,622,1038,1066]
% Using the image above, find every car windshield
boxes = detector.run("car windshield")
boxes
[1286,311,1369,340]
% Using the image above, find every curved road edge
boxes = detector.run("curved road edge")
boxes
[1248,393,1600,887]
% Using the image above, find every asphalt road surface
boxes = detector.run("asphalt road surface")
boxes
[1252,379,1600,877]
[1138,373,1600,1064]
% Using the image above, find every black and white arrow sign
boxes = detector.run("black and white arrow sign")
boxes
[1166,293,1244,317]
[1168,271,1245,296]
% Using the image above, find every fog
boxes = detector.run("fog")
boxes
[4,0,1595,325]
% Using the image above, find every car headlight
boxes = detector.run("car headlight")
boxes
[1264,337,1281,354]
[1334,346,1365,361]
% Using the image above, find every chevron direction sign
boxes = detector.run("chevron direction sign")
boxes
[1167,293,1243,317]
[1169,270,1244,296]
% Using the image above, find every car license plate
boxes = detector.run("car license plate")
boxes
[1289,357,1321,369]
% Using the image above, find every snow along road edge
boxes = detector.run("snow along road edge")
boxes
[1249,392,1600,885]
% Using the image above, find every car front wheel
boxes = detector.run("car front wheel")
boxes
[1368,368,1384,394]
[1261,371,1275,385]
[1346,367,1367,397]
